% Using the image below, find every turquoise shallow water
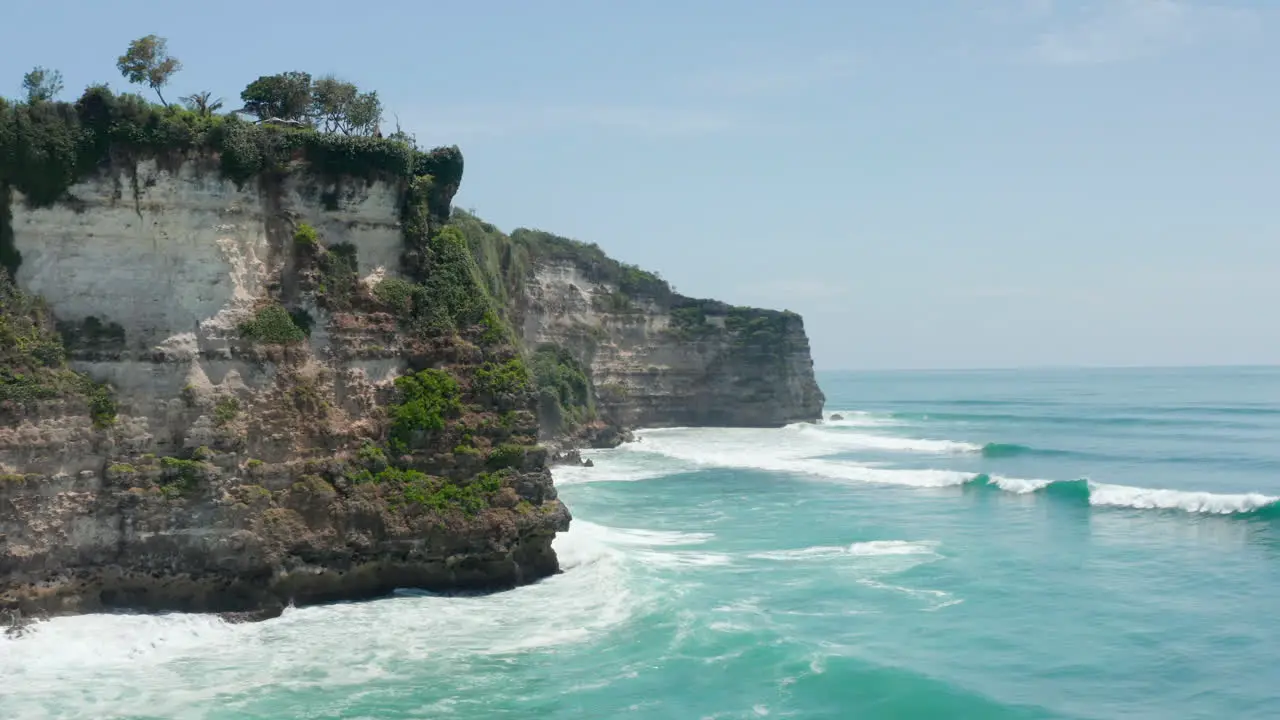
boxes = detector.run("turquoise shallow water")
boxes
[4,367,1280,719]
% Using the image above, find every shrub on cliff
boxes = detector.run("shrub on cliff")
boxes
[473,359,530,397]
[239,304,307,344]
[398,184,500,339]
[382,466,504,516]
[314,242,361,310]
[389,369,462,453]
[159,456,210,496]
[0,272,116,424]
[293,223,318,247]
[416,226,491,332]
[372,277,415,317]
[486,443,529,471]
[529,344,594,431]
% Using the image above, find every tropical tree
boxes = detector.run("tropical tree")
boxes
[21,66,63,103]
[116,35,182,106]
[311,75,383,135]
[239,71,312,123]
[180,90,223,116]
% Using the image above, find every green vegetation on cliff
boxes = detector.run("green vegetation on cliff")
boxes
[450,209,672,311]
[0,273,116,426]
[388,369,463,453]
[447,208,804,420]
[529,344,594,431]
[239,304,308,345]
[0,33,459,219]
[0,84,435,206]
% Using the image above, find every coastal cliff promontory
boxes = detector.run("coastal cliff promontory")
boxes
[450,213,824,438]
[0,66,821,624]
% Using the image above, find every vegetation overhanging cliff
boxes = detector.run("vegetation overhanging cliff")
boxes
[0,47,822,626]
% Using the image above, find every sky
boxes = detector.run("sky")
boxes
[3,0,1279,370]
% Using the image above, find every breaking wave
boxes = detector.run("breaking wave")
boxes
[967,474,1279,516]
[590,424,1280,518]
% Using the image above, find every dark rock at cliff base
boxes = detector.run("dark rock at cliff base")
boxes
[219,607,287,624]
[550,449,584,466]
[0,467,571,622]
[586,425,633,449]
[549,449,597,468]
[830,414,844,421]
[3,609,36,638]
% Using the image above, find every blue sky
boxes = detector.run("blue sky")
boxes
[4,0,1279,370]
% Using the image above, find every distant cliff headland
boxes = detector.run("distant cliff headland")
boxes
[0,37,822,626]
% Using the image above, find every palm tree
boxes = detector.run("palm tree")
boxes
[180,91,224,116]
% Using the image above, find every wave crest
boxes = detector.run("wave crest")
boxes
[965,474,1279,515]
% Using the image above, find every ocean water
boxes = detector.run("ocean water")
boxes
[4,367,1280,719]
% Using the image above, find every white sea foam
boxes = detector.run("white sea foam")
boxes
[749,540,940,561]
[984,475,1279,515]
[611,424,1278,516]
[1086,482,1278,514]
[848,540,941,556]
[858,579,963,611]
[616,426,979,490]
[0,519,649,719]
[549,439,709,487]
[987,475,1055,494]
[572,519,712,547]
[820,410,902,428]
[633,550,735,569]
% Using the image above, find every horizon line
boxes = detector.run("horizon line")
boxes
[814,363,1280,374]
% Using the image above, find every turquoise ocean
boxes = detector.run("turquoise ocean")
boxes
[4,367,1280,719]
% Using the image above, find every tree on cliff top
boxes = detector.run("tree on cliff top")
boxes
[311,75,382,136]
[240,71,313,124]
[21,67,63,103]
[116,35,182,107]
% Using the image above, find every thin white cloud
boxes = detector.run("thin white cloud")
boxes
[1031,0,1258,65]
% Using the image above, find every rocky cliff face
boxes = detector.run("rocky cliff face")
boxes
[518,259,824,431]
[448,215,824,437]
[0,154,568,623]
[0,129,822,626]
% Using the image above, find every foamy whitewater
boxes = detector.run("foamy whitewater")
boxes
[4,367,1280,719]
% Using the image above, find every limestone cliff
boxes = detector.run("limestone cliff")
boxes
[0,124,567,622]
[0,89,821,625]
[452,213,825,440]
